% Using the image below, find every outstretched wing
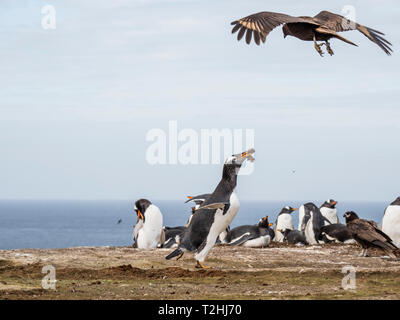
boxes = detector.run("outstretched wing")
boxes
[314,11,393,55]
[231,11,318,45]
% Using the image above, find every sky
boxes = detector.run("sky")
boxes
[0,0,399,202]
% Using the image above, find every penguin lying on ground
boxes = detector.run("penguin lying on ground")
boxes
[300,202,330,244]
[320,199,339,225]
[274,206,297,242]
[344,211,398,258]
[161,226,186,248]
[133,199,164,249]
[381,196,400,247]
[320,223,355,243]
[279,228,308,245]
[165,148,255,269]
[221,216,273,247]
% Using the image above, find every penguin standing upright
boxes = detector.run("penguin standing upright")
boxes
[301,202,328,244]
[382,196,400,247]
[274,206,297,242]
[165,149,255,269]
[320,199,339,225]
[133,199,164,249]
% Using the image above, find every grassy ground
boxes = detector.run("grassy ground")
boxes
[1,243,399,300]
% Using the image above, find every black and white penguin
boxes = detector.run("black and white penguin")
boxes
[185,194,211,209]
[133,199,164,249]
[381,196,400,247]
[274,206,297,242]
[222,216,272,247]
[320,199,340,225]
[299,202,328,244]
[165,148,255,268]
[320,223,355,244]
[161,226,186,249]
[184,194,211,227]
[279,229,307,245]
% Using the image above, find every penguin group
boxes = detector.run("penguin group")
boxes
[131,187,400,265]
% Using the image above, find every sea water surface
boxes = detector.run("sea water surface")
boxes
[0,200,387,250]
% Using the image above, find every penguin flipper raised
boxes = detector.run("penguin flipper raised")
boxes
[228,232,254,246]
[197,202,228,210]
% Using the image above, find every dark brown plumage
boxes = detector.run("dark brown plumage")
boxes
[344,211,398,258]
[231,10,393,56]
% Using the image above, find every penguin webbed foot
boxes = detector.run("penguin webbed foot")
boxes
[196,261,211,269]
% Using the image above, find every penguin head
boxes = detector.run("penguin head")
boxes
[279,206,298,214]
[258,215,273,228]
[321,199,338,209]
[343,211,359,223]
[134,198,152,222]
[224,148,255,172]
[277,228,290,237]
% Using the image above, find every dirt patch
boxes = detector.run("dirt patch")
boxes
[1,244,400,300]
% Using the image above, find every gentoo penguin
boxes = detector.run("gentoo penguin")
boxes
[381,197,400,247]
[320,199,340,225]
[222,216,273,247]
[161,226,186,249]
[184,194,211,227]
[344,211,398,258]
[274,206,297,242]
[279,229,307,245]
[133,199,164,249]
[165,148,255,268]
[185,194,211,209]
[301,202,328,244]
[320,223,355,243]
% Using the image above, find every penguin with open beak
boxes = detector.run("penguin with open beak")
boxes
[166,148,255,269]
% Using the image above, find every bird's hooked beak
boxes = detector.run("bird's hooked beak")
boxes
[331,201,338,206]
[292,207,298,211]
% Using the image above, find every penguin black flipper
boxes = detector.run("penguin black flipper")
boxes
[165,248,183,260]
[185,194,211,204]
[228,233,255,246]
[196,202,228,211]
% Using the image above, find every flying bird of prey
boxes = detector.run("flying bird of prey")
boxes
[344,211,398,258]
[231,10,393,56]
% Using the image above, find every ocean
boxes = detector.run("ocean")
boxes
[0,200,387,250]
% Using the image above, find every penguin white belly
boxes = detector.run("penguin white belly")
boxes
[298,205,305,230]
[242,235,271,247]
[274,213,293,242]
[382,206,400,247]
[320,207,339,225]
[304,213,318,245]
[137,205,163,249]
[195,191,240,262]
